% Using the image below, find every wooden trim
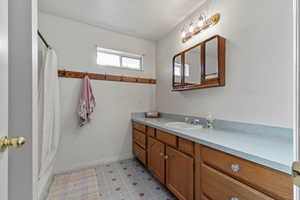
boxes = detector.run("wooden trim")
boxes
[181,53,185,85]
[172,35,226,91]
[58,70,156,85]
[202,78,219,85]
[177,35,220,55]
[172,82,220,91]
[195,144,202,200]
[201,44,206,84]
[218,36,226,86]
[172,55,178,88]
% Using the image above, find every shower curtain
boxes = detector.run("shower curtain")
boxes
[38,48,61,178]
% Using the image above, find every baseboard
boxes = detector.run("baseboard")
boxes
[53,153,134,175]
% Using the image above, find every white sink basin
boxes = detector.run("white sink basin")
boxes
[165,122,203,130]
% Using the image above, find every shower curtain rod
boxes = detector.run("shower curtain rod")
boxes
[38,30,50,49]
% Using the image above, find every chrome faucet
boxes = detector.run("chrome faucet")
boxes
[206,113,215,129]
[190,119,201,125]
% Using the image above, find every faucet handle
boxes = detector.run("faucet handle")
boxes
[191,119,201,125]
[207,113,214,121]
[185,117,189,123]
[206,113,215,128]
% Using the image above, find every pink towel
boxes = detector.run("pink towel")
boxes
[78,75,96,127]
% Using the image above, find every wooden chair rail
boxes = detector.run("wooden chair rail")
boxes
[58,70,156,85]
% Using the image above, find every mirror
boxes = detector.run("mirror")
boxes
[172,35,225,91]
[173,54,183,87]
[185,45,202,86]
[205,38,218,79]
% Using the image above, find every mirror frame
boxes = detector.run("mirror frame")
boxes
[172,35,226,91]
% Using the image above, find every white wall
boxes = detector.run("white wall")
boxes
[39,12,156,173]
[39,12,156,78]
[156,0,293,128]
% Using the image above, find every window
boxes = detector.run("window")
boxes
[97,47,143,70]
[174,63,189,77]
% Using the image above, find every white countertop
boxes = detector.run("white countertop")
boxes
[132,116,293,174]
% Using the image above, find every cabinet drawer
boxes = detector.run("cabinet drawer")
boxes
[133,130,146,149]
[147,126,156,137]
[156,130,177,148]
[202,164,274,200]
[202,146,292,200]
[133,143,146,165]
[133,121,146,133]
[178,137,194,156]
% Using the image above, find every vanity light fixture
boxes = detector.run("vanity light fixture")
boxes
[181,13,220,43]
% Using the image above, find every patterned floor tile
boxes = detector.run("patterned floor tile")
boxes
[48,159,177,200]
[48,169,100,200]
[95,158,177,200]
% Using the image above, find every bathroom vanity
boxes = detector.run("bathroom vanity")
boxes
[131,114,293,200]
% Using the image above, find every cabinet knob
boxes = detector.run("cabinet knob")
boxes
[160,152,164,156]
[230,164,240,172]
[165,155,169,160]
[229,197,239,200]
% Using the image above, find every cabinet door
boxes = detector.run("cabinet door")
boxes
[166,146,194,200]
[147,137,165,184]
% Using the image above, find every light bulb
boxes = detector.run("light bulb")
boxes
[197,14,206,28]
[197,20,204,27]
[189,25,194,33]
[181,30,186,38]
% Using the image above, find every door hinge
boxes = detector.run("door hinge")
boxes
[292,161,300,187]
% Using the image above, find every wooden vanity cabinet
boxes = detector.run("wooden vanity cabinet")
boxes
[132,122,147,165]
[196,144,293,200]
[201,194,210,200]
[156,129,177,148]
[133,143,146,165]
[201,146,292,200]
[133,122,195,200]
[147,126,156,137]
[133,129,146,148]
[201,164,274,200]
[147,137,165,184]
[147,135,194,200]
[166,146,194,200]
[132,121,293,200]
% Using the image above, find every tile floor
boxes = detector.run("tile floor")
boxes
[48,168,101,200]
[95,158,177,200]
[48,158,177,200]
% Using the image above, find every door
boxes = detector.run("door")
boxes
[147,137,165,184]
[166,146,194,200]
[0,0,8,199]
[294,0,300,199]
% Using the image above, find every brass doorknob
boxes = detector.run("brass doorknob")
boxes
[0,136,26,152]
